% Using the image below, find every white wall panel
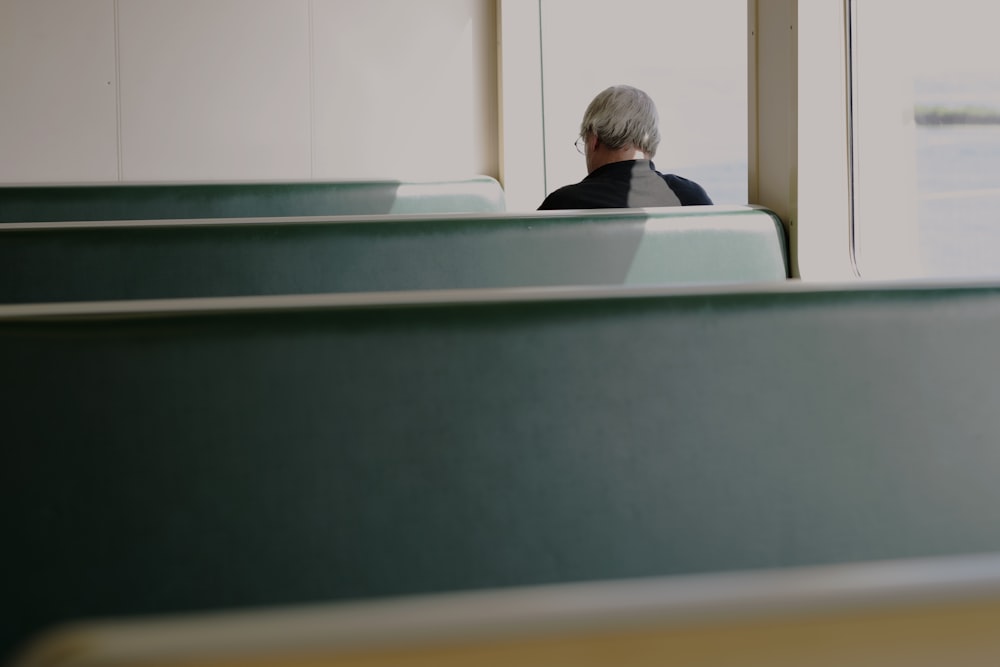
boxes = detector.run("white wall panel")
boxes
[0,0,118,183]
[312,0,498,180]
[118,0,311,181]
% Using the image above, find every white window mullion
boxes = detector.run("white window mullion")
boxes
[752,0,857,280]
[497,0,546,212]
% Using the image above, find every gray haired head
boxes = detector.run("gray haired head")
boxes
[579,85,661,158]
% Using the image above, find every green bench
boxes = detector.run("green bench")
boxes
[4,280,1000,657]
[0,177,505,222]
[0,206,788,303]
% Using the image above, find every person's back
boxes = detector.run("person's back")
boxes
[538,85,712,210]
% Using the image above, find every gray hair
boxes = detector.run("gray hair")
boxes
[579,85,661,157]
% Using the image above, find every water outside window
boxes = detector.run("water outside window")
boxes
[853,0,1000,278]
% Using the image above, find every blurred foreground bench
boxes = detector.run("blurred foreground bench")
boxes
[13,554,1000,666]
[5,280,1000,655]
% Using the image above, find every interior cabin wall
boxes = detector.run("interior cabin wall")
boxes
[0,0,499,184]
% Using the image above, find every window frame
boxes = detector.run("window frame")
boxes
[753,0,856,280]
[497,1,546,212]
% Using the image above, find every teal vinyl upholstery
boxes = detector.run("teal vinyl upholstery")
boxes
[4,281,1000,656]
[0,177,505,222]
[0,206,788,303]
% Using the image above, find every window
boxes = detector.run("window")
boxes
[539,0,748,206]
[852,0,1000,278]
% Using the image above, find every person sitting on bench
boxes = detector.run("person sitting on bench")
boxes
[538,85,712,210]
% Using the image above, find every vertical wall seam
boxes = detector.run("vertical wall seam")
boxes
[495,0,505,187]
[844,0,861,277]
[747,0,759,204]
[308,0,316,179]
[537,0,547,195]
[113,0,123,181]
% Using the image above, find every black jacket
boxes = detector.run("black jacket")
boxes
[538,160,712,209]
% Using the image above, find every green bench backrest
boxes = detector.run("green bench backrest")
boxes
[0,206,788,303]
[0,177,505,222]
[3,281,1000,656]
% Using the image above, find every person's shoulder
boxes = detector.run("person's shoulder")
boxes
[661,173,714,205]
[538,183,588,210]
